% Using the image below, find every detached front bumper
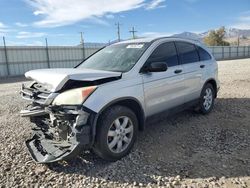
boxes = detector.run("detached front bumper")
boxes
[26,127,90,163]
[21,105,96,163]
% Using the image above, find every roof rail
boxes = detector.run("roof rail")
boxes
[152,36,204,44]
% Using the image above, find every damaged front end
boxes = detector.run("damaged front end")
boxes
[20,83,96,163]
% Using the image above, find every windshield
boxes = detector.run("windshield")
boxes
[78,43,149,72]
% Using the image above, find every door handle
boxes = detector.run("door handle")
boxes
[200,65,205,68]
[174,69,182,74]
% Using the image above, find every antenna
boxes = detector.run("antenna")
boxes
[129,26,138,39]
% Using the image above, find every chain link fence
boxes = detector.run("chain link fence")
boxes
[209,46,250,60]
[0,45,102,77]
[0,44,249,77]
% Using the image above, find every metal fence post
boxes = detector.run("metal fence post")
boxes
[237,46,239,58]
[248,46,250,57]
[211,47,214,59]
[229,46,231,59]
[45,38,50,68]
[82,43,85,60]
[3,37,10,76]
[222,46,224,60]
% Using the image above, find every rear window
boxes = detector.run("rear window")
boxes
[197,46,212,61]
[175,42,199,64]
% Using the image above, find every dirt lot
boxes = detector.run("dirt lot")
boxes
[0,58,250,188]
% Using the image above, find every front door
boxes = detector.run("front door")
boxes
[142,42,186,116]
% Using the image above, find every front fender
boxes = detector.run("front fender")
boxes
[83,76,145,114]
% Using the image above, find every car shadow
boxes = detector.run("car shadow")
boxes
[47,97,250,184]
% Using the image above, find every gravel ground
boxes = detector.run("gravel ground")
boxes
[0,58,250,188]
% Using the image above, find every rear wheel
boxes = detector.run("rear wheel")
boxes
[198,83,215,114]
[93,105,138,161]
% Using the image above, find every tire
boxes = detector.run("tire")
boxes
[198,83,215,114]
[93,105,138,161]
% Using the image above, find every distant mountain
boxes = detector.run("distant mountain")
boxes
[172,32,202,40]
[225,28,250,38]
[78,42,106,47]
[77,28,250,47]
[171,28,250,41]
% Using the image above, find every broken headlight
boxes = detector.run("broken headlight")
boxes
[52,86,97,105]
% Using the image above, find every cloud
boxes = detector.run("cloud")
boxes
[184,0,200,3]
[230,11,250,30]
[26,41,44,46]
[140,31,175,37]
[15,22,28,27]
[7,40,44,46]
[0,22,7,28]
[105,14,115,19]
[25,0,145,27]
[88,17,110,26]
[16,31,46,39]
[145,0,166,10]
[0,22,8,32]
[25,0,167,27]
[0,22,14,36]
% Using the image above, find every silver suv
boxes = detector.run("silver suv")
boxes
[20,37,220,163]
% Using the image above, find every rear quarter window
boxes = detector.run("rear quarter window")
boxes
[175,41,199,64]
[197,46,212,61]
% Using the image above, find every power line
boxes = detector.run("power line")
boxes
[129,26,137,39]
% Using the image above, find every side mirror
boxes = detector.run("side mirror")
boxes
[142,61,168,73]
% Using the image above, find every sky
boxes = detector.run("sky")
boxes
[0,0,249,46]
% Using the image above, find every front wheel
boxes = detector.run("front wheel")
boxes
[93,105,138,161]
[198,83,215,114]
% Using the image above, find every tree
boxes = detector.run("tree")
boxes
[204,27,230,46]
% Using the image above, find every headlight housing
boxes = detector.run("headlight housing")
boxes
[52,86,97,105]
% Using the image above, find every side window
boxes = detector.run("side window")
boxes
[147,42,179,67]
[197,46,212,61]
[175,42,199,64]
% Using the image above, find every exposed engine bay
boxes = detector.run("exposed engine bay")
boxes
[20,68,122,163]
[21,88,93,163]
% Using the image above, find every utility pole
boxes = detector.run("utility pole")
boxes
[129,26,137,39]
[237,35,240,46]
[3,36,10,76]
[45,38,50,68]
[115,22,121,42]
[79,32,85,59]
[80,32,84,45]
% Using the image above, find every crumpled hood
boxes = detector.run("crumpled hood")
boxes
[25,68,122,92]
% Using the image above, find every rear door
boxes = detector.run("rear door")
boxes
[142,41,185,116]
[175,41,202,102]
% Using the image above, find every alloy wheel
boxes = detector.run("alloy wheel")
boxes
[203,87,213,110]
[107,116,134,153]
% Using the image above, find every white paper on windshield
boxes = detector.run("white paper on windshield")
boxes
[105,50,114,53]
[126,44,144,49]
